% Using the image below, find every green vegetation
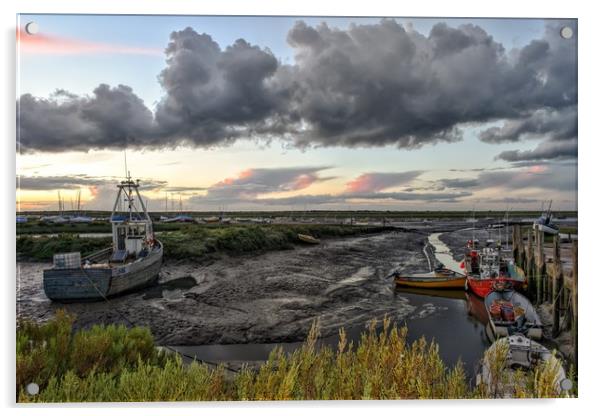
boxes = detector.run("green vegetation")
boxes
[160,224,388,259]
[16,234,111,261]
[17,209,578,224]
[17,224,389,261]
[16,221,192,235]
[17,312,573,402]
[559,227,578,235]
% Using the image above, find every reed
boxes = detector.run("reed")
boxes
[17,312,574,402]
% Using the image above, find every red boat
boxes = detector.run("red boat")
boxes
[461,239,527,298]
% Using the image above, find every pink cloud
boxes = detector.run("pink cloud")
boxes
[345,171,422,193]
[17,28,162,56]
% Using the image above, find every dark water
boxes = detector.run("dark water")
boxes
[169,288,491,382]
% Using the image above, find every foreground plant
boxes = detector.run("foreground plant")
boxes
[17,312,574,402]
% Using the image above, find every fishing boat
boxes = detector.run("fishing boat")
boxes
[533,200,559,235]
[484,286,543,339]
[462,239,526,298]
[298,233,320,244]
[43,175,163,302]
[394,268,465,289]
[477,334,571,397]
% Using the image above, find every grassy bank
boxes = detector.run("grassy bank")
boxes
[16,221,193,235]
[16,224,390,261]
[16,234,112,261]
[16,312,573,402]
[160,224,389,260]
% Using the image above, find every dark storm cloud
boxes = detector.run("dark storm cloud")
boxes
[286,19,576,149]
[18,20,576,153]
[496,138,577,162]
[480,105,577,162]
[153,28,293,146]
[479,106,577,144]
[18,85,155,153]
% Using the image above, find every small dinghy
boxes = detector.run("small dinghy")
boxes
[394,268,466,289]
[297,234,320,244]
[477,334,571,397]
[484,285,543,339]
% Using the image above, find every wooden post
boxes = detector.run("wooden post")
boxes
[571,240,578,368]
[526,229,535,299]
[536,230,546,305]
[564,283,572,331]
[552,235,563,336]
[516,225,524,269]
[512,225,517,259]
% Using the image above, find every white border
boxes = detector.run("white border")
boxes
[3,0,601,414]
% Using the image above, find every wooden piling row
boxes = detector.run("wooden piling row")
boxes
[512,226,578,368]
[572,240,578,368]
[535,230,546,305]
[552,235,563,336]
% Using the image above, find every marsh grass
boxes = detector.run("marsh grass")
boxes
[16,234,112,261]
[17,312,573,402]
[16,224,387,261]
[160,224,388,260]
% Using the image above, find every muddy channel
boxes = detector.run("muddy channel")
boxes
[17,228,492,379]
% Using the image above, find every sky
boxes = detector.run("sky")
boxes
[15,14,577,212]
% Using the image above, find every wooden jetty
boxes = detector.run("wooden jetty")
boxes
[511,225,577,366]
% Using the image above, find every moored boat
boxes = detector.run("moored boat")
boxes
[463,239,526,298]
[477,334,571,397]
[43,176,163,302]
[484,287,543,339]
[298,233,320,244]
[533,200,559,235]
[394,268,465,289]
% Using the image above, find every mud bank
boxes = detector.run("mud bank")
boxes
[18,231,432,345]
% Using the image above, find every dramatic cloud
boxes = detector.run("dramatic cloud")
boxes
[495,138,577,162]
[480,106,577,162]
[286,19,576,148]
[154,28,293,146]
[345,171,423,193]
[18,85,155,153]
[479,106,577,144]
[17,19,576,154]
